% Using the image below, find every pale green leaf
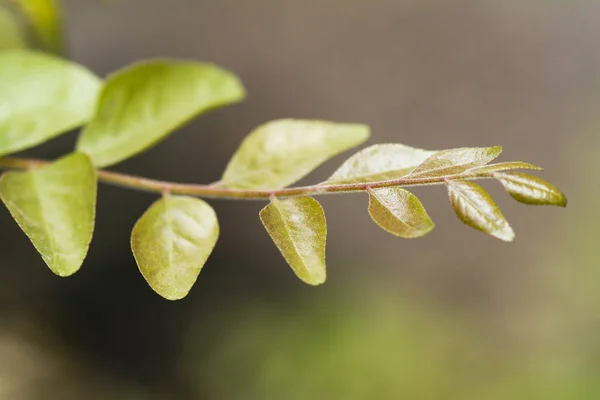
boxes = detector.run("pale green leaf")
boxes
[0,7,27,50]
[466,161,543,175]
[368,187,434,238]
[327,144,436,184]
[0,152,97,276]
[77,60,245,167]
[222,119,370,189]
[131,195,219,300]
[14,0,63,53]
[408,147,502,178]
[0,49,101,157]
[493,172,567,207]
[259,196,327,285]
[447,179,514,242]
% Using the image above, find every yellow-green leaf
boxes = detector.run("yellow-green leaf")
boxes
[0,49,101,157]
[14,0,63,53]
[493,172,567,207]
[222,119,370,189]
[327,144,436,184]
[77,60,245,167]
[368,187,434,238]
[0,7,27,50]
[466,161,543,175]
[131,195,219,300]
[408,147,502,178]
[259,196,327,285]
[447,179,514,242]
[0,152,97,276]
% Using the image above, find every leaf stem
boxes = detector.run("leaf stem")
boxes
[0,156,492,201]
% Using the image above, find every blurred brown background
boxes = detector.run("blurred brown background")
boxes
[1,1,599,399]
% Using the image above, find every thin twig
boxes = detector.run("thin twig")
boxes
[0,156,489,201]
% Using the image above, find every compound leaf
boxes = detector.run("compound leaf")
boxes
[222,119,369,189]
[259,196,327,285]
[447,179,514,242]
[368,187,434,238]
[327,144,436,184]
[131,195,219,300]
[0,49,101,157]
[466,161,543,175]
[77,60,245,167]
[409,147,502,178]
[494,172,567,207]
[0,152,97,276]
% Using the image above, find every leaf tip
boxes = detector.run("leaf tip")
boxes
[490,145,503,156]
[353,123,371,141]
[303,268,327,286]
[555,192,568,208]
[161,291,191,301]
[52,266,82,278]
[333,121,371,149]
[220,69,246,103]
[495,226,515,242]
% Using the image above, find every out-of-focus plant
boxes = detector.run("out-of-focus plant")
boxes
[0,0,62,53]
[0,4,566,301]
[182,289,600,400]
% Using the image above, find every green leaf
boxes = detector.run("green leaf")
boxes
[368,187,434,238]
[131,195,219,300]
[408,147,502,178]
[0,50,101,157]
[222,119,370,189]
[259,196,327,285]
[466,161,543,175]
[14,0,63,54]
[446,179,514,242]
[493,172,567,207]
[0,152,97,276]
[77,60,245,167]
[327,144,436,184]
[0,7,27,50]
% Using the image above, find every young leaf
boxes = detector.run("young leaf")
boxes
[408,147,502,178]
[131,195,219,300]
[13,0,63,54]
[327,144,437,184]
[493,172,567,207]
[368,187,434,238]
[77,60,245,167]
[222,119,369,189]
[0,153,97,276]
[259,196,327,285]
[0,49,101,157]
[446,180,514,242]
[466,161,543,175]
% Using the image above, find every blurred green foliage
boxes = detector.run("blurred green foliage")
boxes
[184,285,600,400]
[0,0,63,53]
[0,7,25,49]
